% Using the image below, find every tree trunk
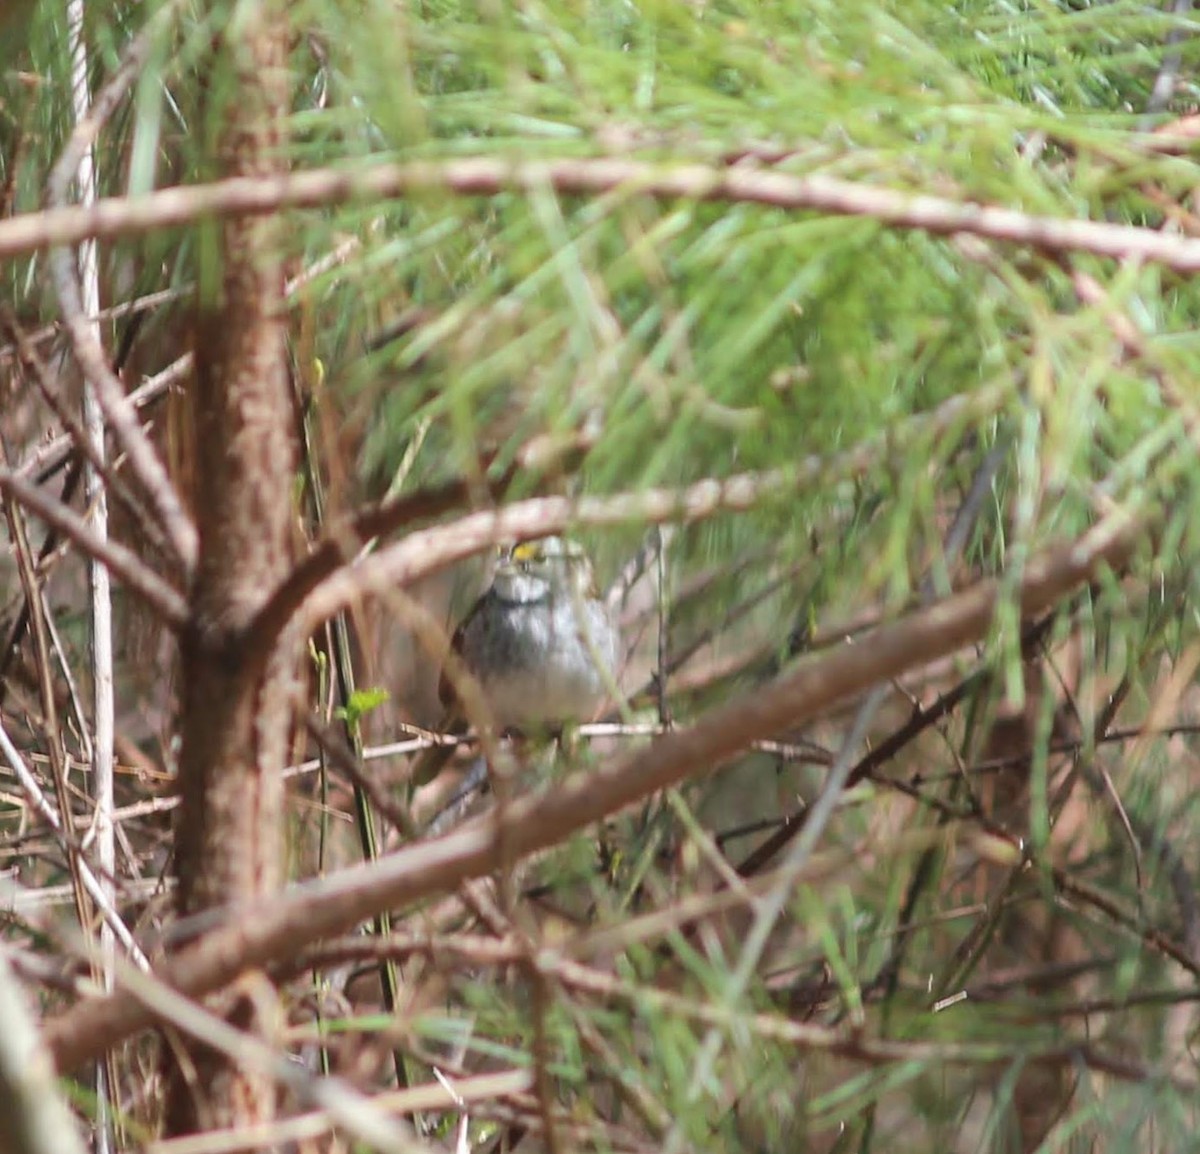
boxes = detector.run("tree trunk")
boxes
[164,1,296,1134]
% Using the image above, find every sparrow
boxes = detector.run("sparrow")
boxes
[411,535,620,788]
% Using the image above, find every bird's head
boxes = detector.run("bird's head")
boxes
[493,535,596,600]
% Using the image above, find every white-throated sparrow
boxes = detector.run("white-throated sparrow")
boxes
[411,535,620,787]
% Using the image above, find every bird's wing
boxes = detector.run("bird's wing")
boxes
[415,588,491,789]
[437,588,490,709]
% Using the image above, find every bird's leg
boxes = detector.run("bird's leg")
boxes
[423,755,490,836]
[553,722,589,772]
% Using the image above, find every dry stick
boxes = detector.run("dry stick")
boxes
[92,951,426,1154]
[1071,269,1200,451]
[61,2,119,1139]
[37,588,93,773]
[45,508,1140,1073]
[303,717,417,841]
[0,719,147,967]
[0,309,176,568]
[0,460,83,702]
[13,241,341,485]
[0,287,187,367]
[142,1071,534,1154]
[735,608,1059,879]
[4,235,350,454]
[285,934,1178,1093]
[0,430,99,972]
[1144,0,1194,117]
[16,352,192,484]
[44,0,197,575]
[0,468,189,626]
[6,233,358,604]
[6,157,1200,271]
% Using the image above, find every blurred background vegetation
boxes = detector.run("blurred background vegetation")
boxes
[4,0,1200,1150]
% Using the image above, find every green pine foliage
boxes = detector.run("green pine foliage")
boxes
[6,0,1200,1149]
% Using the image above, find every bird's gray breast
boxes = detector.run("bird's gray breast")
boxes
[458,583,619,730]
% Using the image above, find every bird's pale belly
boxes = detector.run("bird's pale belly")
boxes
[465,601,617,731]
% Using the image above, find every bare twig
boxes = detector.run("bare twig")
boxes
[100,954,426,1154]
[0,468,189,626]
[0,719,147,967]
[0,309,175,565]
[143,1070,534,1154]
[0,286,187,367]
[1,426,97,970]
[61,2,119,1139]
[1144,0,1194,118]
[15,353,192,484]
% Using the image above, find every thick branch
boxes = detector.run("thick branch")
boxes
[45,509,1140,1072]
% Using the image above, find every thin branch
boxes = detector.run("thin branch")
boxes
[62,0,118,1138]
[5,156,1200,270]
[257,380,1009,657]
[98,952,426,1154]
[0,308,176,564]
[0,460,83,702]
[44,508,1141,1071]
[0,469,190,627]
[303,716,417,840]
[280,933,1182,1092]
[0,286,187,367]
[0,719,148,967]
[1,425,100,971]
[16,352,191,484]
[44,0,197,574]
[142,1071,534,1154]
[1071,269,1200,451]
[1144,0,1193,118]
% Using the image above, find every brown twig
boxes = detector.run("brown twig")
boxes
[257,929,1187,1093]
[15,353,192,485]
[0,434,96,952]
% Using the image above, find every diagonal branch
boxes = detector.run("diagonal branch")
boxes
[252,380,1008,657]
[0,308,176,563]
[44,507,1141,1073]
[0,469,189,627]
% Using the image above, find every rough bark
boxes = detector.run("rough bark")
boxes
[164,1,296,1135]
